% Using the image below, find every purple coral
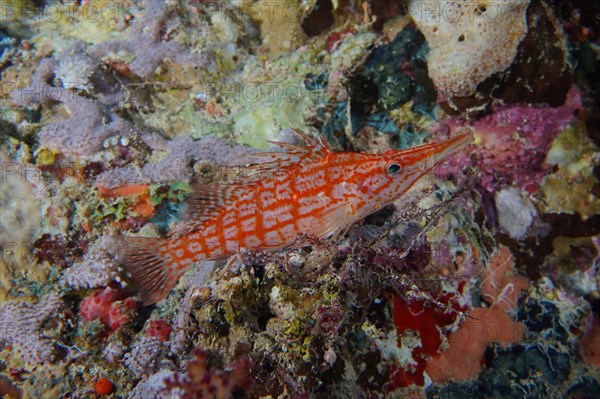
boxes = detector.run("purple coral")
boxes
[102,340,127,364]
[37,100,137,157]
[62,238,122,290]
[124,336,166,378]
[0,293,62,364]
[130,370,184,399]
[10,43,138,157]
[96,134,256,187]
[9,58,58,107]
[435,86,583,193]
[88,1,207,79]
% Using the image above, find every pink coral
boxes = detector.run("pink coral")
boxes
[80,288,117,321]
[79,287,137,331]
[580,313,600,368]
[146,320,172,342]
[167,350,253,398]
[435,86,583,193]
[107,298,137,330]
[425,246,529,383]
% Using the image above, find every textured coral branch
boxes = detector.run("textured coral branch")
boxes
[0,293,62,364]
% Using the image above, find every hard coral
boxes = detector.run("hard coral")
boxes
[13,80,137,157]
[96,134,255,187]
[0,293,62,364]
[129,370,183,399]
[411,0,570,114]
[62,238,121,290]
[124,336,165,378]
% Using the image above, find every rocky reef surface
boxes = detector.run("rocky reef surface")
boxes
[1,1,599,398]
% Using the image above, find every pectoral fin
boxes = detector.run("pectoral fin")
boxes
[300,202,355,242]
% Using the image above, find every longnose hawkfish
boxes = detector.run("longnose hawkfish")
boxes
[112,129,472,305]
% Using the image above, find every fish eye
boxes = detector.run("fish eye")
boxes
[386,163,401,176]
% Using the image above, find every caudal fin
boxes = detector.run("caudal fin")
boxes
[109,235,184,305]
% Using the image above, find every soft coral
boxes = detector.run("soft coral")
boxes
[80,287,137,332]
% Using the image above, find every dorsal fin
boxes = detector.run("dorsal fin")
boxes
[245,129,333,174]
[169,183,252,238]
[171,130,331,236]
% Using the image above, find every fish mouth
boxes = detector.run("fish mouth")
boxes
[427,130,474,167]
[388,130,474,171]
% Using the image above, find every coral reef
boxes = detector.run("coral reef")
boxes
[1,0,598,397]
[0,293,62,364]
[0,151,42,299]
[146,320,173,342]
[98,133,256,186]
[411,0,571,114]
[426,246,529,382]
[436,86,584,193]
[9,47,138,157]
[494,187,538,240]
[386,291,466,388]
[129,369,183,399]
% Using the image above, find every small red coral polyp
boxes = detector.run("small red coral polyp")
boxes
[106,298,137,330]
[80,287,137,332]
[146,320,172,342]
